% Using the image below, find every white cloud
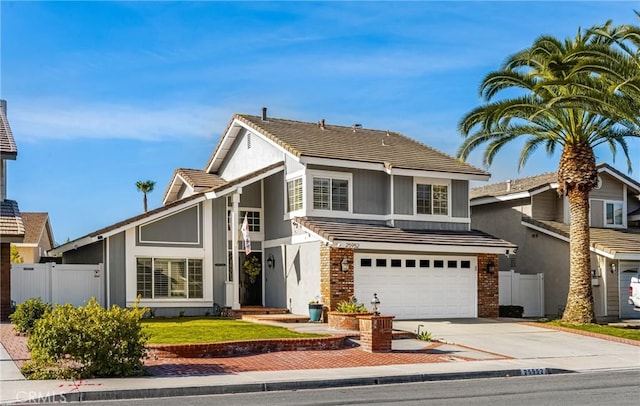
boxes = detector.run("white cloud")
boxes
[10,101,230,142]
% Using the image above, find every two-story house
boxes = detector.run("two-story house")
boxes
[51,110,515,319]
[470,164,640,320]
[0,99,24,320]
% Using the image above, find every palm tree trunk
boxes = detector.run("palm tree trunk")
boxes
[562,187,596,323]
[559,144,597,324]
[143,193,148,213]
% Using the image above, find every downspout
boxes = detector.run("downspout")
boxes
[231,189,242,309]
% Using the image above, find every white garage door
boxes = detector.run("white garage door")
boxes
[619,263,640,319]
[354,254,477,319]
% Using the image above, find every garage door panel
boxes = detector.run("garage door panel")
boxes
[355,254,477,319]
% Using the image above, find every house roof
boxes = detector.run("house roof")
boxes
[175,168,226,189]
[470,163,640,201]
[206,114,489,177]
[0,200,24,240]
[522,217,640,259]
[162,168,227,203]
[295,217,516,253]
[19,212,54,246]
[51,163,285,254]
[470,172,557,200]
[0,101,17,159]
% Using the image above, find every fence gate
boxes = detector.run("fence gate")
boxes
[11,263,104,307]
[499,270,545,317]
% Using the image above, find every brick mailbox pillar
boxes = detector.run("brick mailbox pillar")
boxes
[357,315,395,352]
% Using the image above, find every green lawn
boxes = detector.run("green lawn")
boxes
[142,317,326,344]
[546,320,640,341]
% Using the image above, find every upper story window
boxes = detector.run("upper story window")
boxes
[416,183,448,216]
[312,176,349,212]
[227,210,261,232]
[287,178,303,212]
[605,201,623,227]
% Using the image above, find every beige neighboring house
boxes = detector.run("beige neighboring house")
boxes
[0,99,23,320]
[470,163,640,320]
[12,212,55,263]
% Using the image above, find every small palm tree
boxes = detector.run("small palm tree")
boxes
[457,22,639,324]
[135,180,156,213]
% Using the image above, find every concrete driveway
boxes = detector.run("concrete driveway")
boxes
[393,318,639,369]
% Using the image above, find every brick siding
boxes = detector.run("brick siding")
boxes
[477,253,499,318]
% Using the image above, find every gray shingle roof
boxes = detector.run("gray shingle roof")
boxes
[0,102,17,158]
[296,217,516,249]
[470,172,557,200]
[523,217,640,257]
[207,114,488,177]
[0,200,24,238]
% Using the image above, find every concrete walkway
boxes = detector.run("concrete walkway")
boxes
[1,318,639,404]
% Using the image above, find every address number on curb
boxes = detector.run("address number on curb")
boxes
[520,368,548,376]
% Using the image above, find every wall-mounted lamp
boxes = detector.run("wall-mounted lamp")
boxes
[486,260,496,274]
[341,256,350,273]
[371,293,380,315]
[611,263,617,274]
[266,254,275,269]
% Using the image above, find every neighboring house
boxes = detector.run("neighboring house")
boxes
[0,99,24,320]
[12,212,55,263]
[50,109,515,319]
[470,164,640,320]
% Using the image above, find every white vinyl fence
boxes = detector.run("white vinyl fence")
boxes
[11,263,104,307]
[499,270,545,317]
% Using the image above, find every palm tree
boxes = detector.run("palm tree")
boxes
[135,180,156,213]
[457,23,640,324]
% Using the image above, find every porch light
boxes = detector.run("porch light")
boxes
[486,260,495,274]
[266,254,275,269]
[371,293,380,315]
[611,263,617,274]
[341,256,350,273]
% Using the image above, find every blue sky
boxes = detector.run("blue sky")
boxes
[2,1,639,243]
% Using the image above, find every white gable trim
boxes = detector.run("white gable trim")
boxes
[49,196,207,255]
[206,119,300,174]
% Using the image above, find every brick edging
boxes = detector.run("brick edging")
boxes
[520,322,640,347]
[148,335,346,358]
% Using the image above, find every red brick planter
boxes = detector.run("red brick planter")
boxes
[147,335,346,358]
[327,311,374,331]
[358,315,395,353]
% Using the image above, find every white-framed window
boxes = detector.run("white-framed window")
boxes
[415,180,449,216]
[287,178,303,212]
[136,257,203,299]
[311,172,351,212]
[605,201,624,227]
[227,210,261,232]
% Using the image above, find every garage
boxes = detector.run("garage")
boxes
[354,253,477,319]
[619,263,640,319]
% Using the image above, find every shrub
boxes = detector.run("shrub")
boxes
[335,300,368,313]
[22,297,149,379]
[9,297,51,334]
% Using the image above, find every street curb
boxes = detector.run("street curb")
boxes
[44,368,574,403]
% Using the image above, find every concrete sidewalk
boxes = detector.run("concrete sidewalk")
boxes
[1,318,639,404]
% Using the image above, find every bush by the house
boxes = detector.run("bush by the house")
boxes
[9,297,51,334]
[21,298,149,379]
[335,300,368,313]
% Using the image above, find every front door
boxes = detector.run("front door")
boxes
[240,252,263,306]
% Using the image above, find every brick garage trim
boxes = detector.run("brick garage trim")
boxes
[477,253,499,318]
[148,335,346,358]
[320,247,355,311]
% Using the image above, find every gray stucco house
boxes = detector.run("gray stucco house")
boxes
[470,164,640,320]
[51,109,515,319]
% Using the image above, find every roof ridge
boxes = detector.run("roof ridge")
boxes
[471,171,557,191]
